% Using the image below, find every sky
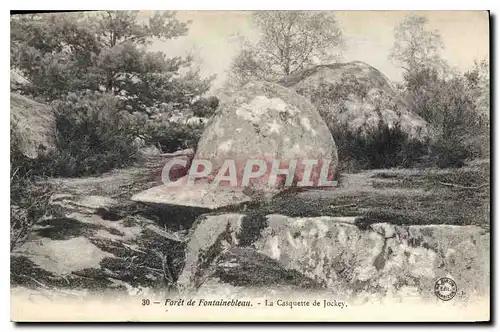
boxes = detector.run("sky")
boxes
[145,11,489,91]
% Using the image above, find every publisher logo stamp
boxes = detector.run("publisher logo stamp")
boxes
[434,277,458,301]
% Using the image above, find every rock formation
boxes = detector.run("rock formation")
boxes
[279,61,433,141]
[11,93,56,158]
[132,81,338,208]
[177,212,489,303]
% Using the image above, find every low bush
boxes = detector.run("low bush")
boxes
[404,65,490,168]
[32,92,140,177]
[10,174,53,251]
[10,128,56,251]
[431,137,469,168]
[332,119,430,171]
[146,121,204,153]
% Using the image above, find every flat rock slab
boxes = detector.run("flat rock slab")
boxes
[14,236,113,275]
[131,183,253,209]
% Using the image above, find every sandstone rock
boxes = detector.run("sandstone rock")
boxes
[138,145,162,157]
[132,81,338,208]
[11,93,56,158]
[12,162,194,295]
[11,209,185,294]
[131,183,253,210]
[196,81,338,191]
[58,195,119,210]
[255,216,489,301]
[210,247,324,289]
[14,236,113,275]
[186,116,209,126]
[161,148,195,158]
[279,61,433,141]
[177,213,245,288]
[178,213,489,303]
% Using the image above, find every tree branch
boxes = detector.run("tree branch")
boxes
[438,181,489,190]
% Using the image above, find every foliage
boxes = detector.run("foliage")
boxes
[465,59,490,119]
[11,11,219,174]
[332,120,430,171]
[391,13,490,167]
[10,11,216,115]
[229,11,344,85]
[402,67,441,124]
[390,13,446,74]
[146,120,205,153]
[48,92,140,177]
[10,175,53,251]
[192,96,219,118]
[17,92,139,178]
[10,127,56,251]
[402,66,489,167]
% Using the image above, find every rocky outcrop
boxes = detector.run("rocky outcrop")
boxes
[279,61,433,141]
[177,213,245,288]
[10,154,190,296]
[10,93,56,158]
[11,154,490,305]
[132,81,338,209]
[178,213,489,302]
[11,210,184,295]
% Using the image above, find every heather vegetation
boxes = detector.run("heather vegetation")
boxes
[390,14,489,168]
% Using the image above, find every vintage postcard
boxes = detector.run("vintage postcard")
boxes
[10,10,490,322]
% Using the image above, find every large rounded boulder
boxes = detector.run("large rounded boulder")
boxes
[194,81,338,194]
[279,61,433,141]
[132,81,338,209]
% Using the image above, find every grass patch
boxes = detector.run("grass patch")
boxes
[10,255,113,290]
[226,163,490,229]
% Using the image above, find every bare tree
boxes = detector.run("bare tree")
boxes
[229,11,344,85]
[390,13,445,74]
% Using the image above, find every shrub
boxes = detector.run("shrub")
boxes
[44,92,139,177]
[10,173,53,251]
[146,121,204,153]
[431,136,469,168]
[192,96,219,118]
[332,119,430,171]
[10,127,55,251]
[128,96,217,154]
[404,66,490,168]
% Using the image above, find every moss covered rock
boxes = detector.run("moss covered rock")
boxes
[179,212,489,303]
